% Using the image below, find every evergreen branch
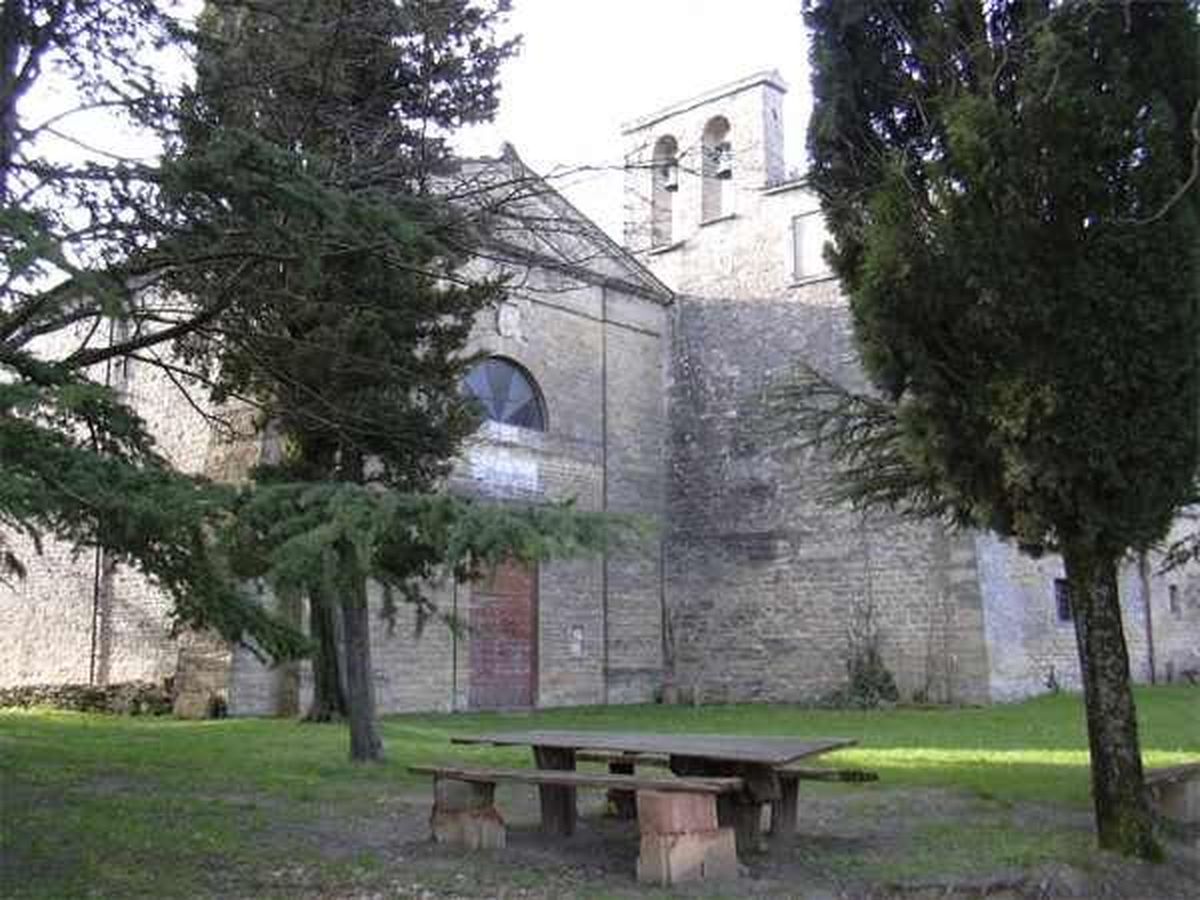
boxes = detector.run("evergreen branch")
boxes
[1116,97,1200,227]
[768,362,951,520]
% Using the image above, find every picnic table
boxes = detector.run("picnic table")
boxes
[451,730,855,853]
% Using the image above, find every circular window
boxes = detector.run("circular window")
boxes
[463,357,546,431]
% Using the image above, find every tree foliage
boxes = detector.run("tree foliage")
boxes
[170,1,630,762]
[799,0,1199,553]
[797,0,1199,857]
[0,0,312,658]
[168,0,518,486]
[226,484,645,633]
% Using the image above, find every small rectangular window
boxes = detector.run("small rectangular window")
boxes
[1055,578,1072,623]
[1168,584,1181,617]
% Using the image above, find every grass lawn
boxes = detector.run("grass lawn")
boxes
[1,686,1197,898]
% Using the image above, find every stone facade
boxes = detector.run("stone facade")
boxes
[1,153,674,715]
[624,70,1200,704]
[978,532,1200,700]
[217,163,672,716]
[4,72,1199,713]
[663,292,991,704]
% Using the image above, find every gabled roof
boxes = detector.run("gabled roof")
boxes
[446,145,673,305]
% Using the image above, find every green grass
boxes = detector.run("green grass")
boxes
[1,686,1196,897]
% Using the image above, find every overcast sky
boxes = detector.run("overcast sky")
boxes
[30,1,812,242]
[455,0,813,237]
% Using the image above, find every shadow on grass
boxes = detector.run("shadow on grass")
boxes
[1,685,1196,898]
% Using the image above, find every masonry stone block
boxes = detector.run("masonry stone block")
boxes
[430,808,506,851]
[435,778,495,812]
[636,828,738,885]
[636,790,719,834]
[430,779,506,850]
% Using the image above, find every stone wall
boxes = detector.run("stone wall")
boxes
[1150,518,1200,683]
[665,288,991,704]
[0,681,172,715]
[0,315,219,689]
[633,72,992,705]
[223,267,671,714]
[446,270,669,710]
[979,526,1200,700]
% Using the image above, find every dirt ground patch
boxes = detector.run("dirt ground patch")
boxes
[243,782,1200,899]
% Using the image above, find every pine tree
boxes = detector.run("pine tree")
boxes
[1,1,308,659]
[167,1,554,761]
[798,0,1199,857]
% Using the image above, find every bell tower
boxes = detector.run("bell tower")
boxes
[622,71,788,258]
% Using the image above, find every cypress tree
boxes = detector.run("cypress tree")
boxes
[801,0,1199,857]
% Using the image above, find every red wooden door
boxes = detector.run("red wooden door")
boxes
[469,560,537,709]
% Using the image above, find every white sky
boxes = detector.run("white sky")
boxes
[26,1,812,243]
[455,0,813,237]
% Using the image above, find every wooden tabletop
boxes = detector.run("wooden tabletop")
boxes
[451,731,855,766]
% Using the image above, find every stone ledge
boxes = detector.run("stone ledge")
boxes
[0,681,172,715]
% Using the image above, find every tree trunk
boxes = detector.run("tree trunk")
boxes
[0,0,26,199]
[332,447,383,762]
[1061,541,1160,859]
[304,584,348,722]
[340,554,383,763]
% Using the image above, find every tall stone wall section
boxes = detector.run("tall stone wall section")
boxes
[443,270,669,711]
[979,529,1200,700]
[1149,518,1200,683]
[666,285,991,704]
[228,266,670,715]
[0,320,217,689]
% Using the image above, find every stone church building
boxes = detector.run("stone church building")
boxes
[3,71,1198,714]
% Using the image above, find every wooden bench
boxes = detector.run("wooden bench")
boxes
[409,764,744,885]
[1146,763,1200,825]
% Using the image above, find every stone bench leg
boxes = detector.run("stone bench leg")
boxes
[1149,779,1200,824]
[430,777,506,850]
[636,791,738,886]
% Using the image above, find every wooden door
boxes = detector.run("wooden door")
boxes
[468,560,537,709]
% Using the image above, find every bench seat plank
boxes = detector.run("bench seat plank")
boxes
[777,766,879,783]
[1144,762,1200,786]
[409,765,743,794]
[1145,762,1200,825]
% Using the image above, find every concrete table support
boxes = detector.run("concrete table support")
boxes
[1147,763,1200,824]
[636,790,738,885]
[430,777,506,850]
[670,754,781,856]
